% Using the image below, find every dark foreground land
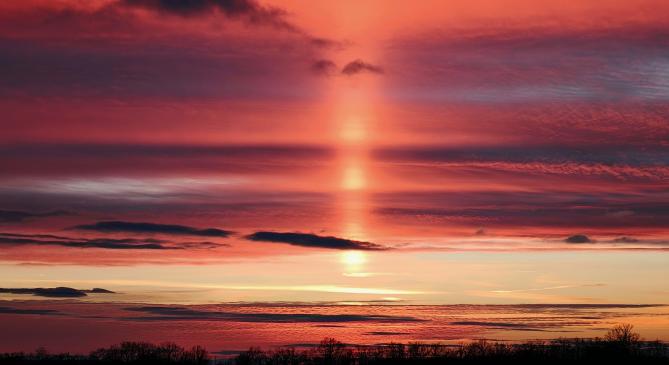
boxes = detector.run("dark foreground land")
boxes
[1,325,668,364]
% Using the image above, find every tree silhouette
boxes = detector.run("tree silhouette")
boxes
[605,324,642,345]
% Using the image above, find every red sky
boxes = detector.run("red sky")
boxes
[1,0,669,351]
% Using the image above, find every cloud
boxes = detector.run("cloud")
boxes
[374,145,669,169]
[124,306,423,323]
[0,232,225,250]
[0,306,62,316]
[0,209,69,223]
[245,231,388,250]
[121,0,299,32]
[364,331,410,336]
[0,1,337,100]
[341,59,384,76]
[511,304,664,309]
[0,143,334,177]
[384,24,669,103]
[73,221,233,238]
[491,284,605,294]
[374,190,669,232]
[565,234,594,244]
[450,321,555,331]
[0,287,115,298]
[311,59,337,76]
[612,236,639,243]
[117,0,338,49]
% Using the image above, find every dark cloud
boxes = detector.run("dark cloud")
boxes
[121,0,298,32]
[245,231,388,251]
[124,306,423,323]
[452,321,546,330]
[118,0,337,49]
[374,145,669,168]
[612,236,639,243]
[341,59,384,76]
[0,287,115,298]
[364,331,410,336]
[0,232,74,240]
[374,190,669,231]
[0,232,225,250]
[0,236,167,250]
[0,1,339,99]
[0,209,69,223]
[311,59,337,76]
[0,144,334,177]
[0,143,332,159]
[385,24,669,103]
[565,235,594,244]
[73,221,233,238]
[0,38,328,99]
[308,37,341,49]
[0,306,62,316]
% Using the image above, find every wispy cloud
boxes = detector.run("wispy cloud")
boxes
[385,23,669,103]
[73,221,233,238]
[0,232,225,250]
[491,284,606,294]
[0,209,69,223]
[124,305,424,323]
[0,306,63,316]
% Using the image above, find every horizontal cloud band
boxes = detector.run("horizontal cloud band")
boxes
[245,231,388,251]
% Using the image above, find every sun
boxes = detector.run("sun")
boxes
[340,251,367,266]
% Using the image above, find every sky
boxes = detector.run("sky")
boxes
[1,0,669,351]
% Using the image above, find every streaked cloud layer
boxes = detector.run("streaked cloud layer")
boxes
[0,300,667,353]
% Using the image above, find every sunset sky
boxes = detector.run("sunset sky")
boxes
[1,0,669,352]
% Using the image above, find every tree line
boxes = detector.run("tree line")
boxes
[0,324,667,364]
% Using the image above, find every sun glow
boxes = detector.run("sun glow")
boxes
[342,163,365,190]
[340,116,367,143]
[341,250,367,267]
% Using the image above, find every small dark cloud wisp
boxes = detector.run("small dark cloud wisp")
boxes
[74,221,233,238]
[0,307,62,316]
[0,210,69,223]
[364,331,410,336]
[565,234,594,244]
[341,59,384,76]
[311,59,337,76]
[245,231,388,251]
[612,236,639,243]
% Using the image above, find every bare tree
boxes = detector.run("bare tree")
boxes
[605,324,641,345]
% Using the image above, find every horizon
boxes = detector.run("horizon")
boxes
[1,0,669,353]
